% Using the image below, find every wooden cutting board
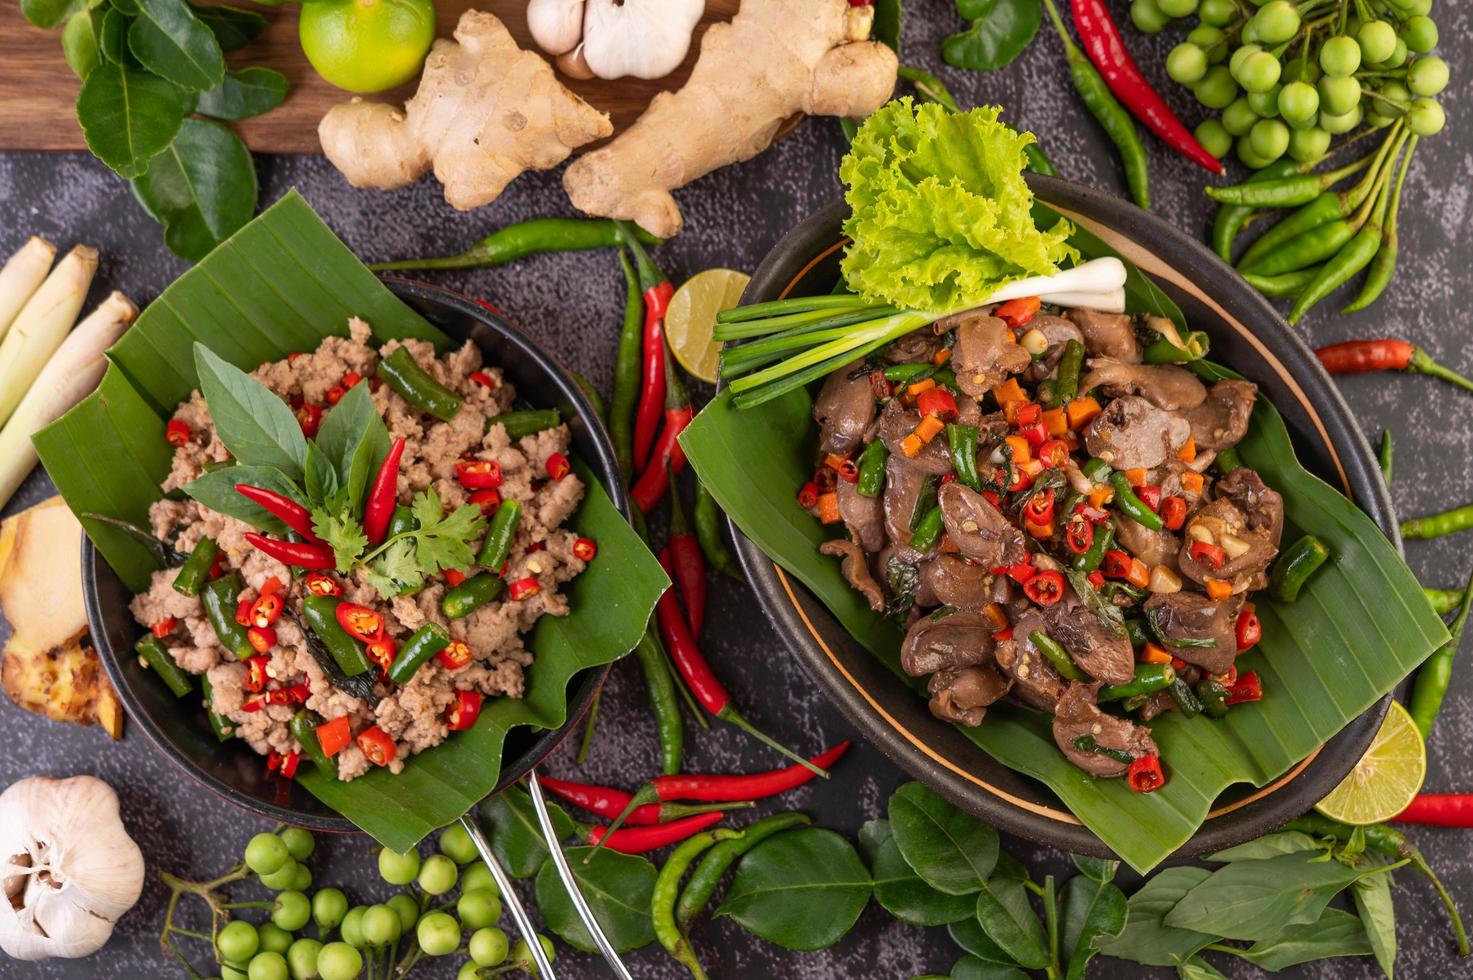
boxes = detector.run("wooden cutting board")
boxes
[0,0,740,154]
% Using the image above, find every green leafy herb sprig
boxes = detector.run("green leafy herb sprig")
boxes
[21,0,287,261]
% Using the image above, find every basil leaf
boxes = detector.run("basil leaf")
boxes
[132,118,257,261]
[1070,854,1117,882]
[1351,863,1397,978]
[305,442,340,505]
[974,875,1048,969]
[948,915,1019,966]
[194,343,308,480]
[864,819,975,926]
[952,956,1028,980]
[315,382,390,513]
[190,3,266,52]
[183,464,307,535]
[943,0,1041,73]
[889,781,998,896]
[1061,873,1126,980]
[76,63,185,179]
[1065,568,1127,636]
[1176,957,1230,980]
[127,0,223,91]
[1094,866,1215,966]
[20,0,83,28]
[195,66,287,120]
[534,847,657,953]
[716,828,871,951]
[1237,906,1373,970]
[1163,851,1393,941]
[478,787,574,878]
[1204,830,1325,863]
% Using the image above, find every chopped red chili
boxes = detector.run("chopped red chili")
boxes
[1100,549,1133,579]
[250,593,284,629]
[1159,495,1187,531]
[316,716,351,757]
[1235,609,1261,651]
[509,577,542,601]
[294,403,323,438]
[455,459,502,490]
[1023,569,1066,605]
[365,636,397,673]
[446,690,483,731]
[989,557,1036,584]
[1018,419,1047,448]
[1022,489,1055,527]
[165,419,191,447]
[1189,540,1227,569]
[1087,570,1106,588]
[1066,518,1094,555]
[546,453,571,481]
[342,370,362,389]
[995,296,1041,329]
[326,385,346,405]
[1225,670,1263,704]
[915,387,958,421]
[1007,465,1035,493]
[469,370,496,389]
[869,370,893,400]
[797,482,819,510]
[241,693,267,713]
[267,749,282,772]
[1136,485,1162,511]
[468,489,501,514]
[835,459,860,483]
[247,626,276,654]
[813,466,838,492]
[335,603,385,643]
[1036,439,1070,469]
[278,751,301,780]
[244,655,270,693]
[1015,402,1042,427]
[151,617,176,638]
[436,641,473,670]
[573,537,598,562]
[305,571,341,597]
[1127,754,1165,793]
[444,568,466,587]
[235,597,253,627]
[356,725,396,766]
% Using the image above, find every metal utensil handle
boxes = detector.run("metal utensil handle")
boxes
[459,813,558,980]
[528,768,635,980]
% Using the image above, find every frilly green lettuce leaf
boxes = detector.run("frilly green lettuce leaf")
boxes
[840,99,1077,313]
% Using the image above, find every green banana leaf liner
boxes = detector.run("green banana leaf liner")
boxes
[34,191,667,851]
[680,219,1446,872]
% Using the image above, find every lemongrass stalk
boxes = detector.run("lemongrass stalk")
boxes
[1037,288,1127,312]
[0,291,136,509]
[0,245,98,426]
[0,237,56,343]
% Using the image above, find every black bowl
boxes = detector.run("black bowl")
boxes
[83,280,624,832]
[730,178,1396,859]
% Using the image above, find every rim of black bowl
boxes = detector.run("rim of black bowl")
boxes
[725,177,1396,859]
[83,279,626,833]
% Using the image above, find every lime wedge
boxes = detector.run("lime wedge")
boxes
[1314,699,1426,825]
[667,268,750,383]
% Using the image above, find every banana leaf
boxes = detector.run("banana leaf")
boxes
[34,191,666,850]
[680,251,1446,874]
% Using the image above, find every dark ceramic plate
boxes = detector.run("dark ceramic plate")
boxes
[729,177,1396,859]
[83,280,623,832]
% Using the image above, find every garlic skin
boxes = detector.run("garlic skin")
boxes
[0,776,144,960]
[581,0,706,81]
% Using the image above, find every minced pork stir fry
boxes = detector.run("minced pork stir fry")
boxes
[806,297,1282,793]
[130,319,596,781]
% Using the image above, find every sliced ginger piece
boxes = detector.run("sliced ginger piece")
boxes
[319,11,614,211]
[563,0,899,238]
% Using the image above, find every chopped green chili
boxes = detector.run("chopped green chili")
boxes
[1030,630,1087,681]
[1268,535,1330,602]
[856,440,890,498]
[946,423,981,491]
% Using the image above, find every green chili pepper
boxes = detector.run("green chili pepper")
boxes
[945,424,980,492]
[202,574,255,661]
[633,628,684,775]
[1287,221,1385,324]
[301,595,373,677]
[1072,734,1135,765]
[386,505,417,540]
[1245,217,1362,279]
[442,572,505,620]
[1081,457,1112,483]
[172,537,220,598]
[653,829,741,977]
[200,675,234,742]
[490,409,561,440]
[1098,664,1176,701]
[1403,504,1473,540]
[1212,159,1300,262]
[1424,588,1463,615]
[368,217,661,271]
[290,711,333,774]
[1343,137,1415,314]
[475,499,522,569]
[909,474,940,532]
[1052,340,1084,405]
[1215,446,1243,473]
[1269,535,1330,602]
[675,813,811,931]
[1196,678,1230,718]
[909,506,945,552]
[1073,520,1114,574]
[1142,332,1209,364]
[135,634,193,698]
[1030,630,1088,682]
[1236,193,1344,272]
[387,623,452,684]
[1122,615,1149,649]
[570,370,605,421]
[1167,676,1203,717]
[882,362,935,384]
[376,346,462,422]
[610,250,643,479]
[1408,561,1473,740]
[933,368,958,391]
[1109,473,1164,531]
[1244,267,1322,300]
[1379,429,1394,485]
[693,479,742,581]
[1206,155,1370,207]
[856,440,891,498]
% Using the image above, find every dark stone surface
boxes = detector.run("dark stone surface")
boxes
[0,1,1468,977]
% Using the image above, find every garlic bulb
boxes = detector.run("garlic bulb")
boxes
[0,776,144,960]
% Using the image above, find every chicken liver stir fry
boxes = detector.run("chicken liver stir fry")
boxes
[806,300,1283,792]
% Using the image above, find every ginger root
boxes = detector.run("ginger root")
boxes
[0,498,122,739]
[563,0,898,238]
[319,11,613,211]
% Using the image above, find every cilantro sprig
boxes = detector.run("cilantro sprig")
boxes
[317,488,486,600]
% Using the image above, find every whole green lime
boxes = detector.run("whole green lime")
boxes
[299,0,436,94]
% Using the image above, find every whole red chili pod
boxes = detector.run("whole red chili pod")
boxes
[584,811,725,854]
[623,227,674,472]
[1315,339,1473,393]
[1391,794,1473,828]
[363,437,406,545]
[243,532,336,570]
[666,479,707,635]
[236,484,321,542]
[630,351,694,513]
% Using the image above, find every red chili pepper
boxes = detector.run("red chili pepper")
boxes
[243,532,335,570]
[235,484,321,542]
[356,725,396,766]
[267,749,282,772]
[1225,670,1263,704]
[1159,495,1187,531]
[295,403,323,438]
[235,597,253,627]
[509,577,542,601]
[1070,0,1225,175]
[437,640,472,670]
[250,593,284,629]
[278,751,301,780]
[916,387,958,421]
[247,626,276,654]
[870,370,893,400]
[306,571,341,597]
[1314,338,1473,393]
[443,568,468,588]
[573,537,598,562]
[989,558,1037,585]
[1391,794,1473,827]
[242,694,268,713]
[1127,754,1166,793]
[365,636,397,673]
[667,484,708,636]
[208,551,227,580]
[327,385,346,406]
[1007,465,1034,493]
[455,458,503,491]
[1018,419,1047,448]
[833,458,860,484]
[1016,403,1042,427]
[468,489,501,515]
[1023,569,1066,605]
[1037,439,1070,469]
[1136,485,1162,512]
[631,349,694,513]
[151,617,176,638]
[1100,549,1132,579]
[1066,518,1094,555]
[335,603,385,643]
[165,419,191,446]
[1022,489,1055,527]
[469,370,496,389]
[539,778,745,826]
[364,437,406,545]
[1087,570,1105,589]
[317,716,352,757]
[1189,540,1227,569]
[244,655,270,693]
[797,482,820,510]
[446,690,482,730]
[546,453,571,481]
[1235,609,1261,651]
[627,234,673,472]
[584,811,726,854]
[995,297,1041,328]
